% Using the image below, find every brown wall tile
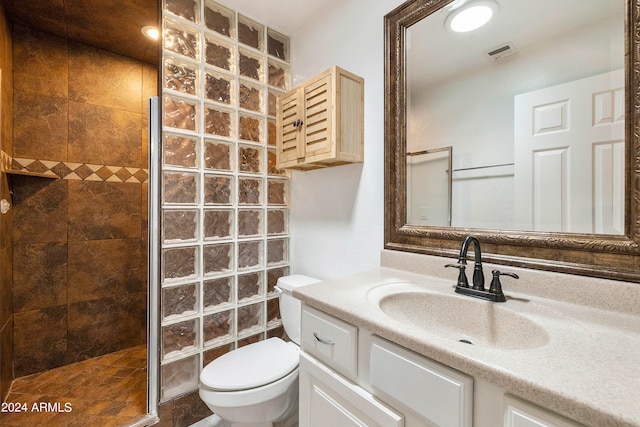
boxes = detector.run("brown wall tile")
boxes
[172,391,213,427]
[13,91,68,161]
[1,317,13,401]
[68,180,141,240]
[0,1,13,156]
[13,242,68,313]
[67,293,144,363]
[68,239,142,303]
[0,248,11,326]
[13,305,67,377]
[68,100,142,167]
[69,41,142,114]
[11,176,68,244]
[13,25,68,98]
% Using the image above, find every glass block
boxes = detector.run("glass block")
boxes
[238,333,263,347]
[238,177,263,205]
[163,172,198,205]
[267,179,288,205]
[163,209,198,242]
[203,309,234,346]
[205,105,233,138]
[267,28,289,62]
[204,343,234,365]
[204,174,233,205]
[267,297,280,325]
[268,89,282,117]
[164,56,198,96]
[203,242,234,275]
[238,15,264,50]
[163,246,198,281]
[205,35,235,72]
[239,48,263,82]
[238,144,263,174]
[205,70,233,104]
[267,238,288,266]
[238,209,263,238]
[238,271,263,301]
[238,240,263,271]
[267,325,285,340]
[163,96,197,131]
[239,80,263,113]
[204,0,235,39]
[162,282,198,320]
[239,114,262,143]
[238,302,263,334]
[267,119,276,147]
[267,150,286,177]
[204,276,233,310]
[204,139,232,171]
[164,18,199,60]
[268,60,289,90]
[165,0,199,23]
[267,266,289,295]
[267,209,288,235]
[161,354,199,400]
[163,133,197,168]
[203,209,233,240]
[162,318,199,359]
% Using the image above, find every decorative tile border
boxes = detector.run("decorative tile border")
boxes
[1,151,148,183]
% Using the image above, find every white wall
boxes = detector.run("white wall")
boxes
[288,0,405,280]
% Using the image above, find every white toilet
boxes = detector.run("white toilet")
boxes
[199,275,320,427]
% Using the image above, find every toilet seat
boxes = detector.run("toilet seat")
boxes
[201,338,299,391]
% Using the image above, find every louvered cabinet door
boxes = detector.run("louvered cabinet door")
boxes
[276,89,304,168]
[302,74,333,161]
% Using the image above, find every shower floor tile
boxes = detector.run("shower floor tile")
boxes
[0,345,148,427]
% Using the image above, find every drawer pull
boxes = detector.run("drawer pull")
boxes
[313,332,335,345]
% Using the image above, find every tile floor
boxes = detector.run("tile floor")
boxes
[0,345,148,427]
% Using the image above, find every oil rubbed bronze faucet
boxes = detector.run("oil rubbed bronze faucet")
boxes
[445,235,518,302]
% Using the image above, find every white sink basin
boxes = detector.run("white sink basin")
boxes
[369,282,550,350]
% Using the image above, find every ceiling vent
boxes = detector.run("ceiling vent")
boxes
[485,42,518,61]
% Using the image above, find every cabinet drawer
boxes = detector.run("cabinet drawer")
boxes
[301,305,358,379]
[504,396,583,427]
[370,336,473,427]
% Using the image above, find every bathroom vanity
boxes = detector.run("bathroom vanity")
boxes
[293,250,640,427]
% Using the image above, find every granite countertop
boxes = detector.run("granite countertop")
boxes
[294,266,640,427]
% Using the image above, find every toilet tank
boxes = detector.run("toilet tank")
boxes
[275,275,321,345]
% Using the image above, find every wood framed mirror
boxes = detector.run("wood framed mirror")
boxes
[384,0,640,282]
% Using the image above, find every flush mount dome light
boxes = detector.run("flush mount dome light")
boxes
[141,26,159,41]
[446,0,499,33]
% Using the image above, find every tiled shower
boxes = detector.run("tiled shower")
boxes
[158,0,292,403]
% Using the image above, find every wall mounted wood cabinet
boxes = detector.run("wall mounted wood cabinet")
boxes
[276,66,364,170]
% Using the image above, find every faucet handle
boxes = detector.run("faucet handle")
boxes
[488,270,519,302]
[445,263,469,288]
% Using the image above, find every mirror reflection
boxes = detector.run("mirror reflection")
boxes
[406,0,625,234]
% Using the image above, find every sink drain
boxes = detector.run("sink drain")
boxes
[458,339,474,345]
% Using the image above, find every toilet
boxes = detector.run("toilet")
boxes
[199,275,320,427]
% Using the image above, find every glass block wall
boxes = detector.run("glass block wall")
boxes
[160,0,291,401]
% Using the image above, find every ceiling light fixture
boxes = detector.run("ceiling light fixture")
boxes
[141,26,159,41]
[446,0,499,33]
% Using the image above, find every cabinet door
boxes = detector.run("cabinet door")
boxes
[277,89,304,167]
[300,353,403,427]
[303,73,333,160]
[504,396,583,427]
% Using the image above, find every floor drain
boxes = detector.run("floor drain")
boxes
[459,339,474,345]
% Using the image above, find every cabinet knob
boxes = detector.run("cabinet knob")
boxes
[293,119,303,128]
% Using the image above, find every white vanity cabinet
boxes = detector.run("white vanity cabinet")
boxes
[299,305,473,427]
[299,304,587,427]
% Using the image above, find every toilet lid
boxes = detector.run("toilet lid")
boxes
[201,338,299,391]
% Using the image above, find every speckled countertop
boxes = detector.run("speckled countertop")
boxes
[293,250,640,427]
